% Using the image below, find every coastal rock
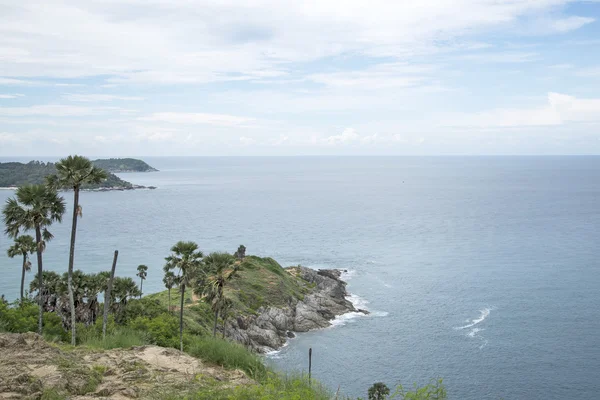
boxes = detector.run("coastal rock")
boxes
[225,267,356,353]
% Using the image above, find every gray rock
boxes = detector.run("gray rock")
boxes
[224,267,357,353]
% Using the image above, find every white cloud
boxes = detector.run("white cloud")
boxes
[0,94,24,99]
[0,0,586,84]
[443,92,600,128]
[0,105,123,117]
[239,136,256,145]
[63,94,144,102]
[550,16,595,33]
[0,132,21,143]
[140,112,255,127]
[459,51,539,63]
[325,128,360,145]
[576,67,600,77]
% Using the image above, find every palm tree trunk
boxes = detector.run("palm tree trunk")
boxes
[67,187,80,346]
[213,309,219,337]
[167,288,171,313]
[20,253,26,304]
[222,317,226,339]
[140,279,143,299]
[34,225,43,335]
[103,250,118,340]
[179,284,185,352]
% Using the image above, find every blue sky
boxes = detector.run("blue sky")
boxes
[1,0,600,156]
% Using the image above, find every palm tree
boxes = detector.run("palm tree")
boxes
[3,184,66,334]
[30,270,64,314]
[162,270,177,313]
[136,265,148,298]
[164,241,203,351]
[7,235,37,303]
[49,155,107,345]
[200,252,239,337]
[233,245,246,260]
[111,277,141,321]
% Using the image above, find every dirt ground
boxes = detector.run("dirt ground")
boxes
[0,333,253,399]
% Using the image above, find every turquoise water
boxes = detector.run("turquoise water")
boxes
[1,156,599,399]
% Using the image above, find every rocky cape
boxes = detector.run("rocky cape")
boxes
[226,267,367,353]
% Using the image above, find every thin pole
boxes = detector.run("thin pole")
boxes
[308,347,312,385]
[102,250,118,340]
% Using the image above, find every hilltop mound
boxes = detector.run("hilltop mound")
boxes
[0,332,253,399]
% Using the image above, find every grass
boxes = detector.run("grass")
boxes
[78,326,147,350]
[150,375,333,400]
[186,335,269,381]
[40,388,68,400]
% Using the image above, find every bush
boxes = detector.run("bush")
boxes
[186,336,268,381]
[129,313,180,348]
[116,297,167,324]
[0,299,68,341]
[369,383,390,400]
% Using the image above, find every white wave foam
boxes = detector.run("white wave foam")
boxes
[264,341,290,358]
[455,308,491,330]
[339,269,356,281]
[330,293,389,327]
[467,327,484,338]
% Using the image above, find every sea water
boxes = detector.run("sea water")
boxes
[1,156,599,399]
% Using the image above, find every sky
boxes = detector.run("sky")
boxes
[1,0,600,156]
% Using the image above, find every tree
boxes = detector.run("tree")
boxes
[111,277,142,321]
[7,235,36,303]
[233,245,246,260]
[49,155,107,346]
[162,270,177,313]
[3,184,66,334]
[368,383,390,400]
[136,265,148,298]
[200,252,239,337]
[164,241,203,351]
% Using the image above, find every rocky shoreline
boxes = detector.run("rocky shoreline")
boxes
[226,267,367,353]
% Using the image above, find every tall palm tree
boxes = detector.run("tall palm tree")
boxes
[50,155,107,345]
[162,270,177,313]
[3,184,66,334]
[200,252,239,337]
[136,265,148,298]
[7,235,37,303]
[164,241,203,351]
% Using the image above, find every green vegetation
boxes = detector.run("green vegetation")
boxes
[0,160,141,189]
[92,158,158,172]
[3,184,66,334]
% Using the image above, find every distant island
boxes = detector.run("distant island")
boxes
[0,159,158,190]
[92,158,158,173]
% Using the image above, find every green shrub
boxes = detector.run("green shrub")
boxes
[118,298,167,323]
[0,299,67,341]
[369,382,390,400]
[129,313,180,348]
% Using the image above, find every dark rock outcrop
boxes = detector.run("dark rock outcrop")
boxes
[226,267,356,353]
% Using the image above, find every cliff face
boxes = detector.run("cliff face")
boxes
[227,267,356,353]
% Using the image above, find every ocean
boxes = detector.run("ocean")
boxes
[1,156,599,399]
